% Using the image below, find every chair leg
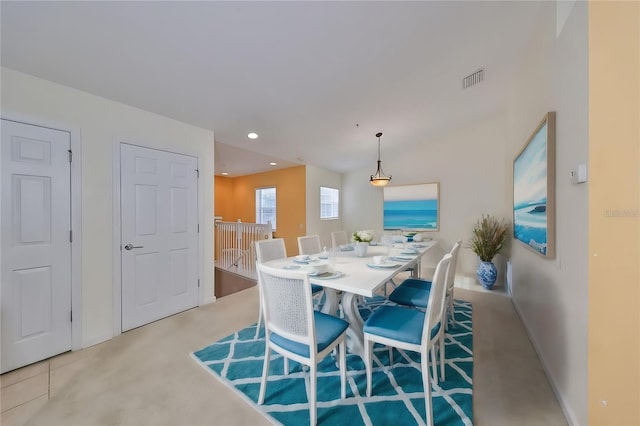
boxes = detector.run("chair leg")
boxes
[388,346,393,366]
[448,296,456,328]
[365,338,373,397]
[340,340,346,399]
[439,332,446,382]
[422,351,434,426]
[430,346,438,385]
[284,357,289,375]
[258,344,271,405]
[255,302,263,340]
[310,363,317,426]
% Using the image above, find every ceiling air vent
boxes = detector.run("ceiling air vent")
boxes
[463,68,484,89]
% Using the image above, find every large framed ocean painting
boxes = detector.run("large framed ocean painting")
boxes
[513,112,556,258]
[383,183,439,231]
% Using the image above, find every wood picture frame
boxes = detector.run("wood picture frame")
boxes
[513,112,556,258]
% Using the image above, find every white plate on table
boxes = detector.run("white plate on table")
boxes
[400,250,419,255]
[293,258,318,264]
[309,271,344,279]
[390,255,414,261]
[367,262,401,269]
[339,245,354,251]
[282,265,301,270]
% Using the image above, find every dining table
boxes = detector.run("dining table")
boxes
[262,239,438,361]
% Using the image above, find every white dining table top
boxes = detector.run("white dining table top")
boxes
[262,240,438,297]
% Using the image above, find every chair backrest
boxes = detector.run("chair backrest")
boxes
[421,253,452,343]
[257,263,316,349]
[255,238,287,263]
[298,235,322,255]
[446,240,462,292]
[331,231,348,248]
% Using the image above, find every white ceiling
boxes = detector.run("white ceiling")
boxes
[1,1,541,177]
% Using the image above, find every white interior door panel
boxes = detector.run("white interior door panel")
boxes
[1,119,72,373]
[120,144,198,331]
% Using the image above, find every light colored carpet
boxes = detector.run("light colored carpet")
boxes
[14,286,567,426]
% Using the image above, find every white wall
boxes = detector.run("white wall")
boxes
[506,3,588,425]
[342,4,588,424]
[305,165,344,249]
[343,112,509,281]
[1,68,215,347]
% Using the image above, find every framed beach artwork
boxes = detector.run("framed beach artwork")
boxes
[513,112,556,258]
[383,183,439,231]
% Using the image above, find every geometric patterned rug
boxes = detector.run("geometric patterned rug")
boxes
[192,297,473,425]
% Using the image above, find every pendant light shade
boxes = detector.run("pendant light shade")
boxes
[370,132,392,187]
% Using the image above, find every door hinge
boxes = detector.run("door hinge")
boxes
[70,310,73,322]
[69,230,73,243]
[68,149,73,163]
[198,279,200,288]
[195,169,200,178]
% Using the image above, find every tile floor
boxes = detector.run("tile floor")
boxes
[0,283,568,425]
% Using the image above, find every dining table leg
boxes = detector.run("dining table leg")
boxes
[320,288,340,316]
[340,292,366,360]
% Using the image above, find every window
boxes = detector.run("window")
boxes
[320,187,339,220]
[256,187,276,230]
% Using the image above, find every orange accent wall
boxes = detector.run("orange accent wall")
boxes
[214,166,307,255]
[588,1,640,424]
[214,175,235,221]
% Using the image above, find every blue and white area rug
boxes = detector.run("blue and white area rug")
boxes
[191,297,473,425]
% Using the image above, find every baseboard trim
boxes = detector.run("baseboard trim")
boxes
[203,296,217,304]
[511,297,579,426]
[82,331,113,349]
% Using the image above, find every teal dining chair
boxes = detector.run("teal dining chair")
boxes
[256,263,348,426]
[389,240,462,330]
[255,238,324,340]
[363,253,452,426]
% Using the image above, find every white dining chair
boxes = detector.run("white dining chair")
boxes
[389,240,462,330]
[255,238,288,339]
[363,253,452,426]
[331,231,348,249]
[256,263,348,426]
[255,238,325,341]
[298,235,322,255]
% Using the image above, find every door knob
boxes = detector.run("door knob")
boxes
[124,244,143,250]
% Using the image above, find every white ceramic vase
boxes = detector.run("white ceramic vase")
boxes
[354,242,368,257]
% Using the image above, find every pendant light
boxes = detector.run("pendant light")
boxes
[370,132,392,187]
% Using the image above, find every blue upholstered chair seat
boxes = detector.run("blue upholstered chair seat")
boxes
[311,284,324,294]
[401,278,432,290]
[389,285,431,309]
[363,306,439,345]
[271,312,348,357]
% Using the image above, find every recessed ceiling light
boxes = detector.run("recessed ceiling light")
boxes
[247,132,259,140]
[221,172,229,176]
[269,162,277,166]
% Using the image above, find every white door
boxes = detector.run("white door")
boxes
[1,119,72,373]
[120,144,199,331]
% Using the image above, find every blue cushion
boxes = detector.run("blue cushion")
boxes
[270,312,348,357]
[388,285,431,308]
[400,278,432,290]
[364,306,440,345]
[311,284,323,294]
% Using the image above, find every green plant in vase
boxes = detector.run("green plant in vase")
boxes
[468,215,508,289]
